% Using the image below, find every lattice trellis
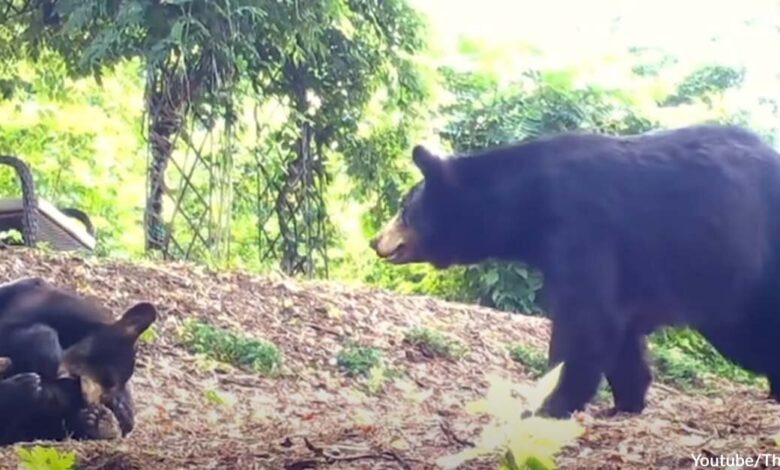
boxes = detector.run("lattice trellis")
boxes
[233,103,331,278]
[144,81,331,278]
[143,62,235,265]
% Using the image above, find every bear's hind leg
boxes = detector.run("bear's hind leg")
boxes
[604,332,652,414]
[0,372,43,444]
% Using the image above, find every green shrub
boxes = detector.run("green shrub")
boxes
[180,319,282,376]
[508,344,548,378]
[404,327,468,360]
[649,328,762,389]
[336,343,383,377]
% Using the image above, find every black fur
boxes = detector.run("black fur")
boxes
[371,124,780,418]
[0,277,155,443]
[0,277,45,310]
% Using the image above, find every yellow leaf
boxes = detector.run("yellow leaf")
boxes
[465,373,522,418]
[773,430,780,447]
[391,438,410,450]
[518,363,564,412]
[436,446,490,469]
[327,307,344,319]
[519,417,584,444]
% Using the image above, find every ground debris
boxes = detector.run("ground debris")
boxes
[0,249,778,469]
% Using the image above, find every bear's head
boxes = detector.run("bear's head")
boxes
[370,145,472,269]
[57,301,157,405]
[0,277,156,406]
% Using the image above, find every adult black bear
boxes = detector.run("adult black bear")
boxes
[0,276,156,443]
[370,124,780,418]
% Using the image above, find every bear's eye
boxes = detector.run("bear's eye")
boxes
[400,208,409,225]
[100,374,118,390]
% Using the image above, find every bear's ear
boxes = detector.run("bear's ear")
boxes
[412,145,443,179]
[412,145,456,187]
[114,302,157,341]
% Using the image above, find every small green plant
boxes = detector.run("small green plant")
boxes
[139,325,158,344]
[203,388,228,406]
[404,327,468,360]
[508,344,548,378]
[180,319,282,376]
[16,446,76,470]
[437,364,584,470]
[336,343,397,394]
[364,364,390,395]
[593,382,612,404]
[336,343,383,377]
[0,229,22,245]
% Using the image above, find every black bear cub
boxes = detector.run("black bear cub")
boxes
[371,124,780,418]
[0,276,156,444]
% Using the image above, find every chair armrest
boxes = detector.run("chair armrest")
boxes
[0,155,38,245]
[59,207,95,236]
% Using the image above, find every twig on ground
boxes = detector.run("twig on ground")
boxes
[440,421,475,448]
[300,437,413,469]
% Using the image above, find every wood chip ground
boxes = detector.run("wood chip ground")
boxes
[1,249,778,469]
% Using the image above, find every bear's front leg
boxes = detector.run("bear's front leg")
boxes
[540,320,613,418]
[537,233,623,418]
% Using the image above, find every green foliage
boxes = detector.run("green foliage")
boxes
[0,229,23,244]
[336,342,396,394]
[203,388,229,407]
[0,57,147,258]
[463,262,544,315]
[651,344,705,390]
[506,328,763,397]
[1,0,432,276]
[362,363,393,395]
[179,319,282,376]
[662,65,745,106]
[16,446,76,470]
[437,364,584,470]
[139,325,158,344]
[628,46,679,78]
[648,328,762,388]
[404,327,468,360]
[508,344,548,379]
[336,343,383,377]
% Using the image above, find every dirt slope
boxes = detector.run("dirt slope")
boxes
[0,249,779,469]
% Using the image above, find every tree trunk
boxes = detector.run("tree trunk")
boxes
[144,64,189,254]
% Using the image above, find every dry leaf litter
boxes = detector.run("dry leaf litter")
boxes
[0,249,778,469]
